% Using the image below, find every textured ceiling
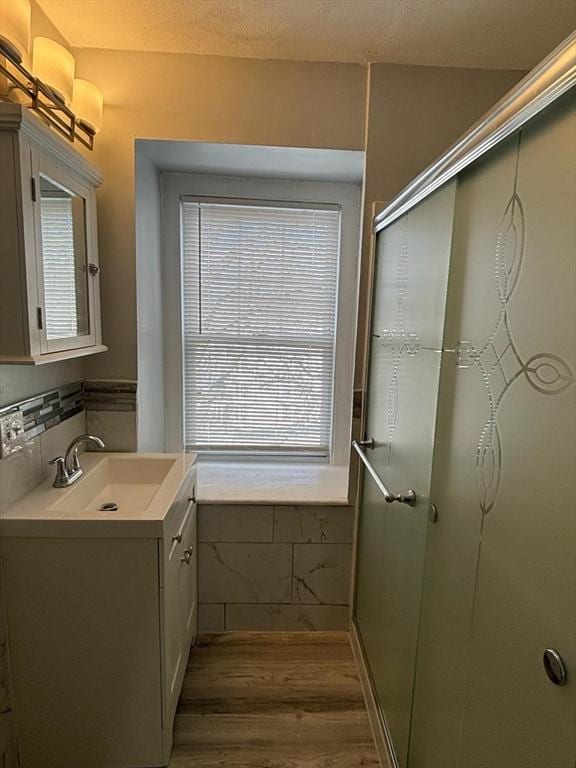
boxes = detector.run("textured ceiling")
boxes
[37,0,575,69]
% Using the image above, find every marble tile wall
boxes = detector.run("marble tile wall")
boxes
[0,411,87,511]
[197,503,355,631]
[84,380,138,452]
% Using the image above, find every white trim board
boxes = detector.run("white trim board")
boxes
[160,172,362,466]
[350,619,397,768]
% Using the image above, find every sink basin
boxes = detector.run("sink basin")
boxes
[51,456,176,514]
[1,452,196,539]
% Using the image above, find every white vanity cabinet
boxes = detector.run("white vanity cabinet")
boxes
[0,103,106,364]
[1,465,197,768]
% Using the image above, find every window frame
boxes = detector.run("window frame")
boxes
[161,173,361,466]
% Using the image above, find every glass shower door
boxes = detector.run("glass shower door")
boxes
[354,180,456,767]
[410,92,576,768]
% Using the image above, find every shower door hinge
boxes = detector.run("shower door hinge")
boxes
[31,177,37,202]
[36,306,43,330]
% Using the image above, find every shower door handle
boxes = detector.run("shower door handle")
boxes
[352,440,417,506]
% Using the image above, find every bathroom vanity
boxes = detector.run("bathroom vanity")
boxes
[0,453,197,768]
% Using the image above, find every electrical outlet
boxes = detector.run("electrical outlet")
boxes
[0,411,26,458]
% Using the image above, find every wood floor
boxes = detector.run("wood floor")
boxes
[169,631,380,767]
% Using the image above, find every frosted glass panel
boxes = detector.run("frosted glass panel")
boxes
[458,93,576,768]
[409,135,520,768]
[354,180,456,767]
[411,93,576,768]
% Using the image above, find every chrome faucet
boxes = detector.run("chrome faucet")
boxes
[50,434,105,488]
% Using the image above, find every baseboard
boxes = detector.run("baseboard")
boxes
[349,618,399,768]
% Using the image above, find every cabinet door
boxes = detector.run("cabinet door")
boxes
[180,493,197,647]
[31,147,99,353]
[163,489,197,731]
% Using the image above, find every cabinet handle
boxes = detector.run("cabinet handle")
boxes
[181,547,193,565]
[188,491,196,504]
[172,532,182,544]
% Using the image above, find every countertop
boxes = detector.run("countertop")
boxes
[197,460,350,505]
[0,452,196,538]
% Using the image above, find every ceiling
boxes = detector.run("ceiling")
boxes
[38,0,575,70]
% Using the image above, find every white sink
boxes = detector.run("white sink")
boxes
[1,452,196,538]
[50,456,176,514]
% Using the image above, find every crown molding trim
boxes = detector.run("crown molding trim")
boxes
[0,102,102,186]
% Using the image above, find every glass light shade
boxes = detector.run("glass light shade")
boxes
[72,78,103,133]
[33,37,75,105]
[0,0,31,58]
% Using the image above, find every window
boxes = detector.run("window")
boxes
[181,200,341,456]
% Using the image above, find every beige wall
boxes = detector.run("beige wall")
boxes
[353,62,526,393]
[73,45,524,387]
[73,48,367,379]
[30,0,70,50]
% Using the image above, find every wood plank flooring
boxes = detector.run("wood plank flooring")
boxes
[169,631,380,767]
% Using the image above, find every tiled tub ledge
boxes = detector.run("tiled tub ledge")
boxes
[197,460,350,505]
[197,502,355,632]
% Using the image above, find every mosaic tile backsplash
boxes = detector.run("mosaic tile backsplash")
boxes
[0,380,84,448]
[83,380,137,411]
[0,380,137,461]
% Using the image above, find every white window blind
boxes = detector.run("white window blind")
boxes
[40,197,78,340]
[181,200,341,455]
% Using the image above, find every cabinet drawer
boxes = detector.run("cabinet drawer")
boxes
[162,469,197,584]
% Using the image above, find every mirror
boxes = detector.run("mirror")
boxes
[39,174,90,340]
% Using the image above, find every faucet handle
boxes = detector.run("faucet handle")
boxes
[49,456,70,488]
[70,448,82,473]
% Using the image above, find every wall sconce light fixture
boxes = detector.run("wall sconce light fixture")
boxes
[0,0,31,62]
[72,78,103,134]
[0,5,101,150]
[32,36,75,105]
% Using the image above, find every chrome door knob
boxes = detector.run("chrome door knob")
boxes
[543,649,567,686]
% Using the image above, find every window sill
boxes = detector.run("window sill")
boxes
[196,459,350,505]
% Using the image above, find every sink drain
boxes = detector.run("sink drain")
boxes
[99,502,118,512]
